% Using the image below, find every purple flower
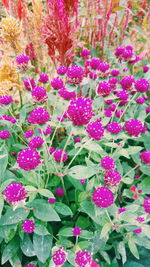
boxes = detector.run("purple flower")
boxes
[80,179,86,185]
[4,182,27,203]
[120,75,135,90]
[115,46,125,57]
[59,88,76,100]
[28,136,44,149]
[53,149,68,162]
[48,198,56,204]
[140,151,150,165]
[136,97,145,104]
[67,65,83,84]
[97,81,111,97]
[23,78,36,91]
[51,77,64,89]
[74,137,81,143]
[104,108,112,117]
[39,73,49,83]
[136,216,145,223]
[49,147,56,154]
[135,78,149,93]
[75,250,92,267]
[22,220,35,233]
[98,61,110,73]
[81,48,91,58]
[143,197,150,214]
[111,69,119,76]
[32,86,47,103]
[0,130,10,139]
[133,228,142,234]
[106,122,122,134]
[28,107,50,125]
[125,119,146,137]
[92,187,114,208]
[16,54,30,70]
[86,120,104,140]
[52,248,66,266]
[104,170,121,187]
[90,57,101,70]
[118,208,127,214]
[24,130,34,139]
[116,90,129,100]
[143,65,149,73]
[89,71,97,79]
[25,264,36,267]
[101,156,115,170]
[17,148,41,171]
[57,65,68,75]
[0,95,13,105]
[72,227,82,236]
[56,188,64,197]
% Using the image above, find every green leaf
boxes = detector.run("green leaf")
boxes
[9,255,22,267]
[143,132,150,150]
[20,234,35,257]
[68,165,99,179]
[128,235,139,259]
[0,145,8,180]
[38,188,54,198]
[33,234,52,263]
[100,251,110,264]
[100,223,111,238]
[34,224,50,236]
[0,208,29,225]
[32,201,60,222]
[58,227,73,237]
[140,177,150,194]
[118,241,127,264]
[80,230,93,239]
[140,166,150,175]
[1,237,19,264]
[55,202,73,216]
[0,196,4,218]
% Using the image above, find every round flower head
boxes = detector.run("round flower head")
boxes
[31,86,47,103]
[136,97,145,104]
[67,97,93,126]
[92,187,114,208]
[75,250,92,267]
[59,88,76,100]
[143,65,149,73]
[0,115,16,124]
[97,81,111,97]
[4,182,27,203]
[146,107,150,113]
[104,170,121,186]
[27,107,50,125]
[98,61,110,73]
[111,69,119,76]
[140,151,150,165]
[53,149,68,162]
[90,57,101,70]
[125,119,145,137]
[17,148,41,171]
[56,188,64,197]
[104,108,112,117]
[16,54,30,70]
[67,65,83,84]
[72,226,82,236]
[137,216,145,223]
[105,99,113,105]
[122,48,133,60]
[24,130,34,139]
[74,136,81,143]
[135,78,149,92]
[106,122,122,134]
[51,77,64,89]
[52,248,66,266]
[26,264,37,267]
[23,78,36,91]
[48,197,56,204]
[115,46,125,57]
[91,261,100,267]
[86,120,104,140]
[143,197,150,214]
[120,76,134,90]
[89,71,97,79]
[39,73,49,83]
[116,90,129,100]
[109,77,118,87]
[57,65,67,75]
[81,48,91,58]
[22,220,35,233]
[0,95,13,105]
[101,156,115,170]
[109,104,116,111]
[80,179,86,184]
[118,208,127,214]
[10,152,16,157]
[28,136,44,149]
[133,228,142,234]
[49,147,56,154]
[115,110,124,118]
[0,130,10,139]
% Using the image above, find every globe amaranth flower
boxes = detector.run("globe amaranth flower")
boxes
[97,81,111,97]
[104,108,112,118]
[0,130,10,139]
[4,182,27,203]
[74,136,81,143]
[135,78,149,92]
[57,65,68,75]
[89,71,97,79]
[0,115,16,124]
[28,136,44,149]
[133,228,142,234]
[98,61,110,73]
[122,48,133,60]
[106,122,122,134]
[72,226,82,236]
[48,198,56,204]
[51,77,64,89]
[31,86,48,103]
[24,130,34,139]
[10,152,16,157]
[86,120,104,140]
[143,65,149,73]
[136,97,145,104]
[146,107,150,113]
[136,216,145,223]
[53,149,68,162]
[38,125,52,135]
[25,264,37,267]
[56,188,64,197]
[52,248,66,266]
[80,179,86,184]
[17,148,41,171]
[49,147,56,154]
[104,170,121,186]
[109,104,116,111]
[101,156,115,170]
[0,95,13,105]
[66,65,83,84]
[16,54,30,70]
[92,187,114,208]
[105,99,113,105]
[111,69,119,76]
[39,73,49,83]
[59,88,76,100]
[67,97,93,126]
[115,110,124,118]
[140,151,150,165]
[90,57,101,70]
[115,46,125,57]
[81,48,91,58]
[28,107,50,124]
[143,197,150,214]
[91,261,100,267]
[125,119,146,137]
[118,208,127,214]
[109,77,118,87]
[23,78,36,91]
[116,90,129,100]
[75,250,92,267]
[120,75,134,90]
[22,220,35,233]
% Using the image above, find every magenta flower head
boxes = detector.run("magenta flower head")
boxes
[52,248,66,266]
[28,136,44,149]
[115,110,124,118]
[101,156,115,170]
[0,95,13,105]
[59,88,76,100]
[56,188,64,197]
[86,120,104,140]
[146,107,150,113]
[17,148,41,171]
[57,65,68,75]
[90,57,101,70]
[140,151,150,165]
[48,198,56,204]
[80,179,86,185]
[143,197,150,214]
[39,73,49,83]
[81,48,91,58]
[109,77,118,87]
[143,65,149,73]
[75,250,92,267]
[120,75,135,90]
[109,104,116,111]
[27,107,50,125]
[31,86,47,103]
[74,137,81,143]
[111,69,119,76]
[16,54,30,70]
[118,208,127,214]
[24,130,34,139]
[53,149,68,162]
[98,61,110,73]
[97,81,111,97]
[122,48,133,60]
[22,220,35,233]
[116,90,129,100]
[135,78,149,92]
[72,226,82,236]
[0,130,10,139]
[133,228,142,234]
[67,65,83,84]
[89,71,97,79]
[92,187,114,208]
[49,147,56,154]
[105,99,113,105]
[51,77,64,89]
[67,97,93,126]
[136,97,145,104]
[4,182,27,203]
[125,119,145,137]
[104,170,121,186]
[115,46,125,57]
[0,115,16,124]
[104,108,112,118]
[25,264,36,267]
[106,122,122,134]
[137,216,145,223]
[23,78,36,91]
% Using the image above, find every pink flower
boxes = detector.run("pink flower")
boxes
[28,136,44,149]
[146,107,150,113]
[97,81,111,97]
[49,147,56,154]
[74,137,81,143]
[0,130,10,139]
[0,95,13,105]
[48,198,56,204]
[125,119,146,137]
[136,97,145,104]
[80,179,86,184]
[59,88,76,100]
[67,65,83,84]
[27,107,50,125]
[75,250,92,267]
[86,120,104,140]
[140,151,150,165]
[106,122,122,134]
[120,76,134,90]
[39,73,49,83]
[143,65,149,73]
[38,125,52,135]
[91,261,100,267]
[56,188,64,197]
[104,108,112,117]
[24,130,34,139]
[57,65,67,75]
[101,156,115,170]
[22,220,35,233]
[72,226,82,236]
[32,86,47,103]
[25,264,36,267]
[109,77,118,87]
[109,104,116,111]
[111,69,119,76]
[23,78,36,91]
[16,54,30,70]
[122,49,133,60]
[136,216,145,223]
[118,208,127,214]
[133,228,142,234]
[51,77,64,89]
[89,72,97,79]
[143,197,150,214]
[135,78,149,92]
[90,57,101,70]
[52,248,66,266]
[98,61,110,73]
[105,99,113,105]
[115,46,125,57]
[0,115,16,124]
[4,182,27,203]
[17,148,41,171]
[104,170,121,186]
[53,149,68,162]
[115,110,124,118]
[92,187,114,208]
[116,90,129,100]
[81,49,91,58]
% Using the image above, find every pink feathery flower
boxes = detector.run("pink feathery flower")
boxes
[57,65,68,75]
[31,86,48,103]
[72,226,82,236]
[118,208,127,214]
[116,90,129,100]
[106,122,122,134]
[90,57,101,70]
[59,88,76,100]
[120,76,134,90]
[0,130,10,139]
[143,197,150,214]
[125,119,146,137]
[140,151,150,165]
[48,198,56,204]
[75,250,92,267]
[52,248,66,266]
[0,95,13,105]
[17,148,41,171]
[104,170,121,186]
[53,149,68,162]
[39,73,49,83]
[24,130,34,139]
[81,48,91,58]
[22,220,35,233]
[56,188,64,197]
[101,156,115,170]
[67,97,93,126]
[28,136,44,149]
[97,81,111,97]
[98,62,110,73]
[92,187,114,208]
[135,78,149,92]
[66,65,83,84]
[111,69,119,76]
[27,107,50,125]
[86,120,104,140]
[133,228,142,234]
[51,77,64,89]
[4,182,27,203]
[23,78,36,91]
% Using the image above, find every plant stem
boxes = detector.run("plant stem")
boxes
[118,92,138,123]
